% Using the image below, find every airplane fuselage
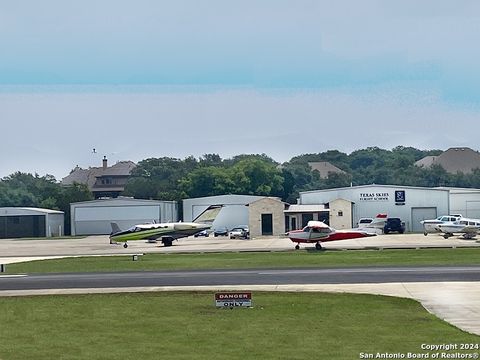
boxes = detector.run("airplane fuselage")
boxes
[109,222,210,243]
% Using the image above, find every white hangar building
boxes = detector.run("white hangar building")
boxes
[441,187,480,219]
[71,197,178,235]
[0,207,64,238]
[183,194,286,237]
[298,185,451,233]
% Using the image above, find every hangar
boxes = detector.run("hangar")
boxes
[183,194,286,237]
[70,197,178,235]
[298,185,451,232]
[442,187,480,219]
[0,207,64,239]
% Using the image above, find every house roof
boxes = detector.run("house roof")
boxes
[62,161,136,190]
[415,147,480,174]
[308,161,346,179]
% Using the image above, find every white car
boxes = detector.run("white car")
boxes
[229,226,249,239]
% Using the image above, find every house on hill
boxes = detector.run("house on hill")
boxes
[308,161,346,179]
[415,147,480,174]
[62,156,136,198]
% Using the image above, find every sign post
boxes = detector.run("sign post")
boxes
[215,292,252,308]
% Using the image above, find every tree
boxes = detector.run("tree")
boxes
[124,157,198,201]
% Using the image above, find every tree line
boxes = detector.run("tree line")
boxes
[2,146,480,214]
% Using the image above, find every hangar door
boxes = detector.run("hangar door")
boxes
[411,207,437,233]
[0,215,46,239]
[466,201,480,219]
[73,206,161,235]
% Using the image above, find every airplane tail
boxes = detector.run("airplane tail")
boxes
[110,222,122,235]
[192,205,223,225]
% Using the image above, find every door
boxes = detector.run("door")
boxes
[261,214,273,235]
[291,217,297,231]
[301,214,313,228]
[411,207,437,233]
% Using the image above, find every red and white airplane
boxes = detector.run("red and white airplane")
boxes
[287,220,377,250]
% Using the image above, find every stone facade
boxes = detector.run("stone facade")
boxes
[248,197,286,237]
[328,198,352,230]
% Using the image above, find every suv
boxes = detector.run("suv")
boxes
[213,227,229,237]
[384,218,405,234]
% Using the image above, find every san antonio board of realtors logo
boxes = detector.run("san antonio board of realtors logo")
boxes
[395,190,406,205]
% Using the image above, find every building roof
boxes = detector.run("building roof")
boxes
[0,207,64,215]
[308,161,346,179]
[300,184,450,195]
[415,147,480,174]
[284,204,328,213]
[70,197,177,206]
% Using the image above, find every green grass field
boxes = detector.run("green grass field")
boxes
[0,292,478,360]
[6,248,480,274]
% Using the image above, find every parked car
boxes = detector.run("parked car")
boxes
[194,230,209,237]
[384,218,406,234]
[213,227,229,237]
[229,226,250,239]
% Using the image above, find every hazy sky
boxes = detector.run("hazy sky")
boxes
[1,0,480,179]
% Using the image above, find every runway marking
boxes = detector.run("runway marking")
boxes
[0,275,27,278]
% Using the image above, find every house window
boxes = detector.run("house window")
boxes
[338,211,343,217]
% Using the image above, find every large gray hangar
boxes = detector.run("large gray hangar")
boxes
[299,185,451,232]
[183,194,286,237]
[0,207,64,239]
[71,197,178,235]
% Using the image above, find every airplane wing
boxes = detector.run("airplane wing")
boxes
[193,205,223,225]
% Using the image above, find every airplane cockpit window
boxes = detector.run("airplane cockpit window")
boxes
[310,227,331,233]
[303,227,311,232]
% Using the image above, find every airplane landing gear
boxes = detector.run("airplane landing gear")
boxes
[315,242,322,251]
[443,233,453,239]
[295,244,300,250]
[123,243,128,248]
[162,237,174,247]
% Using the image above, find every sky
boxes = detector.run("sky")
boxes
[1,0,480,179]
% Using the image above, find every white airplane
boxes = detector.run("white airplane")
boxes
[436,217,480,239]
[356,213,387,234]
[110,205,222,248]
[420,214,463,236]
[110,221,211,248]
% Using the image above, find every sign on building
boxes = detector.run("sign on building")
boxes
[215,292,252,308]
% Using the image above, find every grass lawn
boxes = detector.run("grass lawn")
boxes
[5,248,480,274]
[0,292,478,360]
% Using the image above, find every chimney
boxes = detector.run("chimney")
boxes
[103,156,108,170]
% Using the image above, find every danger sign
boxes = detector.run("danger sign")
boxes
[215,292,252,308]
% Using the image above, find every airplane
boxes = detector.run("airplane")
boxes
[356,213,387,234]
[109,205,222,248]
[110,221,211,248]
[436,217,480,239]
[420,214,463,236]
[287,220,377,250]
